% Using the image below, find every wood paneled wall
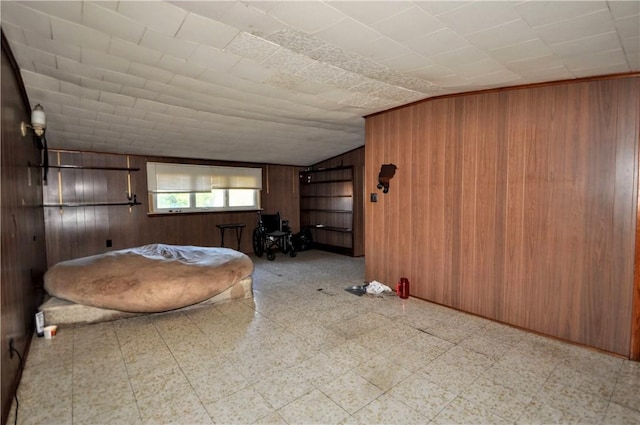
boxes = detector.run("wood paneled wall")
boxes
[312,147,365,256]
[365,76,640,356]
[43,151,300,267]
[1,37,48,424]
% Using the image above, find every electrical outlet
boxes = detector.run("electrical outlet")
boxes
[370,193,378,202]
[106,239,112,247]
[9,338,14,359]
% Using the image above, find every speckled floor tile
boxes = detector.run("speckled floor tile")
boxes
[204,386,275,424]
[253,366,315,409]
[602,402,640,424]
[433,396,512,425]
[460,376,533,422]
[611,360,640,411]
[355,352,412,391]
[278,389,349,425]
[185,359,251,404]
[389,372,457,419]
[137,392,212,425]
[345,393,429,425]
[8,251,633,425]
[533,380,609,423]
[318,370,384,414]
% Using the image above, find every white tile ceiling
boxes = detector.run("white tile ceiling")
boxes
[1,1,638,166]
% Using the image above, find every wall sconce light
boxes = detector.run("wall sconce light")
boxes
[377,163,397,194]
[20,104,46,137]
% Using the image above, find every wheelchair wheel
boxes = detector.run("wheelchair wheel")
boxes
[289,249,297,258]
[253,228,264,257]
[267,251,276,261]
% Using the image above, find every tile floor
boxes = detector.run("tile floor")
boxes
[9,250,640,424]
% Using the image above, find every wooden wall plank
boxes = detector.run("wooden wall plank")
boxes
[1,39,48,424]
[365,75,640,356]
[43,151,301,266]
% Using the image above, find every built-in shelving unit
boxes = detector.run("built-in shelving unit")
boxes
[299,165,354,256]
[33,156,140,209]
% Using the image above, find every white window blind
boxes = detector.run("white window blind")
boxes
[146,162,262,214]
[147,162,262,192]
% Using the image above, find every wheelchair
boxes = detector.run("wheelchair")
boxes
[252,211,297,261]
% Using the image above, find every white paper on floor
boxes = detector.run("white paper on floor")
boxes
[366,280,392,294]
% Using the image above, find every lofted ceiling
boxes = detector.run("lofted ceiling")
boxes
[1,1,638,166]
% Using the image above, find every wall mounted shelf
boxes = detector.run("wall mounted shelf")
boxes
[40,154,140,211]
[299,165,354,256]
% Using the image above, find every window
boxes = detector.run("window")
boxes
[147,162,262,213]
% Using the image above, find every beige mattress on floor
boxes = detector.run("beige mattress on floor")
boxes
[39,276,253,327]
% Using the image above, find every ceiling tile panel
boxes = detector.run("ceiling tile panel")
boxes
[34,62,79,85]
[82,2,146,44]
[99,92,136,108]
[550,31,622,57]
[371,6,444,42]
[157,55,205,79]
[57,56,104,80]
[466,19,539,50]
[229,58,277,83]
[79,77,121,93]
[295,62,345,83]
[60,81,100,101]
[262,48,316,74]
[267,1,345,34]
[314,17,383,51]
[507,54,567,73]
[23,28,81,61]
[51,16,110,51]
[519,66,574,83]
[20,69,60,92]
[63,104,98,121]
[621,36,640,55]
[120,86,159,101]
[175,12,239,49]
[615,14,640,39]
[168,1,236,21]
[414,1,472,16]
[534,9,616,44]
[188,45,241,71]
[489,39,554,63]
[139,29,198,61]
[608,0,640,19]
[1,0,635,165]
[437,1,520,35]
[214,1,286,37]
[380,52,433,72]
[117,0,188,36]
[225,32,281,62]
[168,75,212,93]
[514,1,608,28]
[326,0,413,25]
[2,22,27,45]
[79,97,116,114]
[109,39,163,66]
[129,62,174,84]
[403,28,469,57]
[563,48,628,71]
[133,98,169,114]
[1,1,51,38]
[97,112,129,126]
[456,59,508,79]
[571,62,631,78]
[428,46,490,68]
[265,28,326,54]
[81,48,131,74]
[407,64,455,80]
[102,69,146,89]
